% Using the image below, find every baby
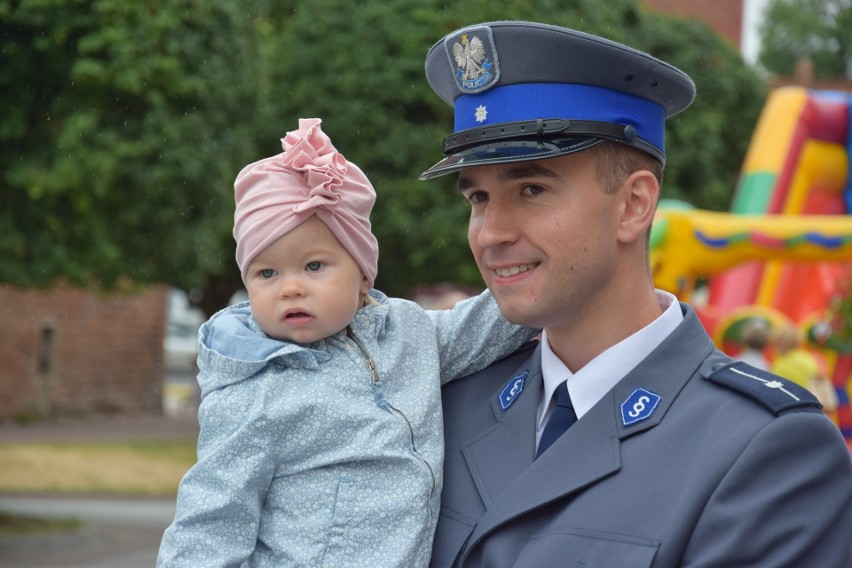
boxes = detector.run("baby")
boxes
[157,118,538,567]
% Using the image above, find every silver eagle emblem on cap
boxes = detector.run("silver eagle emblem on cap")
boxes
[449,29,498,92]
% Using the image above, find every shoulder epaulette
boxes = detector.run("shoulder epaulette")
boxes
[706,361,823,415]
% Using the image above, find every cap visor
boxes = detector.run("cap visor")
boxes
[419,136,601,180]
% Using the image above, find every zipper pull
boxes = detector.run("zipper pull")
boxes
[347,325,382,384]
[366,357,381,384]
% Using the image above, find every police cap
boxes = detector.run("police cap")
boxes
[420,21,696,180]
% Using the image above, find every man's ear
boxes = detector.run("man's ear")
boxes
[617,170,659,244]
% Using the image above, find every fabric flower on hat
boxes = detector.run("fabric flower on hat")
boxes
[233,118,379,287]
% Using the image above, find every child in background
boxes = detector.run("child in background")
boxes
[738,320,770,370]
[771,324,838,413]
[157,118,538,567]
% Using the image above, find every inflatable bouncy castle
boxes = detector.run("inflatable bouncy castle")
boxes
[651,86,852,443]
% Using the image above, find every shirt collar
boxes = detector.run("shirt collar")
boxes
[538,290,683,431]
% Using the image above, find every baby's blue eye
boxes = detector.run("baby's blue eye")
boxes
[306,261,323,272]
[259,269,276,279]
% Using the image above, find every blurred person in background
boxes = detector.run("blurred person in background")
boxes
[771,323,838,413]
[738,320,770,370]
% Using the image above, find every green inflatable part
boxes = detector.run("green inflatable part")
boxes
[731,172,777,214]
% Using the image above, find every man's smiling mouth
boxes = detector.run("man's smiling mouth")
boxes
[495,264,537,277]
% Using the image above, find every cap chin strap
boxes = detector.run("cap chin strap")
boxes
[441,118,663,165]
[443,118,639,153]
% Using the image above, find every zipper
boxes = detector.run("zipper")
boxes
[385,401,437,495]
[344,326,437,496]
[346,326,381,384]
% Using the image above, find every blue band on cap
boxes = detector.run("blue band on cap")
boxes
[454,83,666,154]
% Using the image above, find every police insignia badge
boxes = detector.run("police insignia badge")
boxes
[621,387,662,426]
[498,370,528,411]
[444,26,499,93]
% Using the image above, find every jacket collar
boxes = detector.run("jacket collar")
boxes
[197,291,392,396]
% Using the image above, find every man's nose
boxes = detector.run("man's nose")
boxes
[473,204,519,248]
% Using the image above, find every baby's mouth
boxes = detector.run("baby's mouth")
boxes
[282,309,314,323]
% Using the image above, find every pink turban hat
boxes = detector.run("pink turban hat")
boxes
[233,118,379,287]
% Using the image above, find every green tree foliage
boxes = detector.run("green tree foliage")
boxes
[623,12,768,213]
[759,0,852,80]
[0,0,268,308]
[1,0,767,312]
[262,0,766,296]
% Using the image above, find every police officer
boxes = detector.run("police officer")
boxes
[421,21,852,567]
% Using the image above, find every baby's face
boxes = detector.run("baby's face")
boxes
[245,216,368,343]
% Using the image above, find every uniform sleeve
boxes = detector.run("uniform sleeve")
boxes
[157,378,280,567]
[426,290,540,385]
[682,410,852,567]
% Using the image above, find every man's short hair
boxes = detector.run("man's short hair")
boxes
[591,141,663,195]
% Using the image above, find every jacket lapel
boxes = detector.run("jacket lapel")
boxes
[466,390,622,548]
[461,348,543,510]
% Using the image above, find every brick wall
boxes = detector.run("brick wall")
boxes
[0,282,168,421]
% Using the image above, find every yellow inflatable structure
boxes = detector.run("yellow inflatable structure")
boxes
[650,86,852,442]
[652,210,852,298]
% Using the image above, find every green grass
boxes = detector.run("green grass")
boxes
[0,440,197,496]
[0,439,197,536]
[0,511,83,534]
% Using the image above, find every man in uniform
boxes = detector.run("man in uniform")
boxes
[420,21,852,567]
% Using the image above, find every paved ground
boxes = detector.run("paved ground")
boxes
[0,413,199,567]
[0,495,177,568]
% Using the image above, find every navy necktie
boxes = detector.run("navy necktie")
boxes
[536,381,577,458]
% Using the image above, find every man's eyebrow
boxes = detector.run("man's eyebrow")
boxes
[499,165,560,181]
[457,176,476,192]
[457,164,560,192]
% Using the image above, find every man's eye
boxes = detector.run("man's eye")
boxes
[465,191,488,204]
[306,261,323,272]
[522,184,545,196]
[259,269,276,279]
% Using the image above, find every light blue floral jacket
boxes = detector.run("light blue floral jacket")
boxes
[157,289,536,567]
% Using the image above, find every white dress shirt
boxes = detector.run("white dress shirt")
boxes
[536,290,683,446]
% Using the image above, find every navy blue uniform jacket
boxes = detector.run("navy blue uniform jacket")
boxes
[431,304,852,567]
